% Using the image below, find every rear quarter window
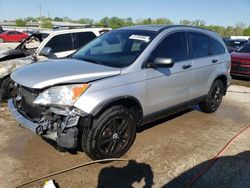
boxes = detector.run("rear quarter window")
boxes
[211,38,225,55]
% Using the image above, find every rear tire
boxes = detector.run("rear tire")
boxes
[81,105,136,160]
[199,79,224,113]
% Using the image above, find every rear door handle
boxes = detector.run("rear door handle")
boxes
[212,59,218,63]
[182,64,192,69]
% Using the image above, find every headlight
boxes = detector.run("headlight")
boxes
[33,84,90,106]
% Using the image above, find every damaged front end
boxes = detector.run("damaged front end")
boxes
[8,85,91,149]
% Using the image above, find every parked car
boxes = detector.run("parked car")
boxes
[0,26,3,34]
[231,42,250,77]
[0,31,29,43]
[223,38,248,53]
[0,27,111,101]
[8,25,231,160]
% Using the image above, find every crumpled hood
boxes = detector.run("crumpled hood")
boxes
[0,48,28,61]
[11,59,121,89]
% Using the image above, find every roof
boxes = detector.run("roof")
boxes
[117,25,171,32]
[116,25,217,34]
[37,27,111,35]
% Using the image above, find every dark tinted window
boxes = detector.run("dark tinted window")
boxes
[189,32,211,58]
[237,43,250,53]
[75,32,96,48]
[212,38,225,55]
[8,31,16,35]
[45,34,74,53]
[151,32,188,62]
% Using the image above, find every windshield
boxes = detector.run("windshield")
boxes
[16,32,49,50]
[225,40,247,48]
[72,30,156,68]
[236,43,250,53]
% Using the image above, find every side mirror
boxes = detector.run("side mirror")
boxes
[40,47,53,57]
[146,57,174,68]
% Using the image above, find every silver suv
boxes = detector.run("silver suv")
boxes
[8,25,231,159]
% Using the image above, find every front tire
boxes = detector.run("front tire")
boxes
[82,105,136,160]
[199,79,224,113]
[0,76,15,101]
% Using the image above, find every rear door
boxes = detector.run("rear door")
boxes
[144,31,193,115]
[188,32,214,99]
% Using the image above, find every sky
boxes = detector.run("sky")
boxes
[0,0,249,27]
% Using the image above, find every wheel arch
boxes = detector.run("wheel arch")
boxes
[91,96,143,126]
[214,74,228,95]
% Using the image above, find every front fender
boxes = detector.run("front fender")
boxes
[0,56,34,79]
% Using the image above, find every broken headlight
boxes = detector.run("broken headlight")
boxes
[33,84,90,106]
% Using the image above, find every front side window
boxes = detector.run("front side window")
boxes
[73,30,156,68]
[211,38,225,55]
[45,34,74,53]
[150,32,189,62]
[236,43,250,53]
[189,32,211,58]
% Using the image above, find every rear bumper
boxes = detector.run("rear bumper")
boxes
[8,99,39,133]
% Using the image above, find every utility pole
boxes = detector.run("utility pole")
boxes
[38,5,42,20]
[38,5,42,28]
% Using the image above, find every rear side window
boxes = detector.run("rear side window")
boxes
[151,32,189,62]
[189,32,211,58]
[45,34,74,53]
[211,38,225,55]
[75,32,96,48]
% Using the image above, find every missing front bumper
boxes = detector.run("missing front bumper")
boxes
[8,99,39,133]
[8,99,86,149]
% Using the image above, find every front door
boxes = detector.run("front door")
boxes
[144,31,192,115]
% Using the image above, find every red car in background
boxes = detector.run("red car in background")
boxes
[0,31,29,43]
[231,42,250,77]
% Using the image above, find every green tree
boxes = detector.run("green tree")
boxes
[152,18,173,25]
[179,20,192,26]
[24,17,37,22]
[40,18,53,29]
[53,17,64,22]
[76,18,94,25]
[224,26,235,37]
[99,17,110,27]
[191,20,206,27]
[15,19,26,27]
[243,27,250,36]
[109,17,125,28]
[234,22,245,36]
[124,17,134,26]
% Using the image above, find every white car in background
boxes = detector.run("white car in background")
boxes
[0,27,111,100]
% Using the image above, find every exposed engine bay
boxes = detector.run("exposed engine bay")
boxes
[0,32,48,79]
[11,84,90,149]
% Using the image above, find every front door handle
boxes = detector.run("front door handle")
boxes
[182,64,192,69]
[212,59,218,63]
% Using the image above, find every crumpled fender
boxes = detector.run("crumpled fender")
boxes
[0,56,34,79]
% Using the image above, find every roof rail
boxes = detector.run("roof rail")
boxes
[52,25,108,30]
